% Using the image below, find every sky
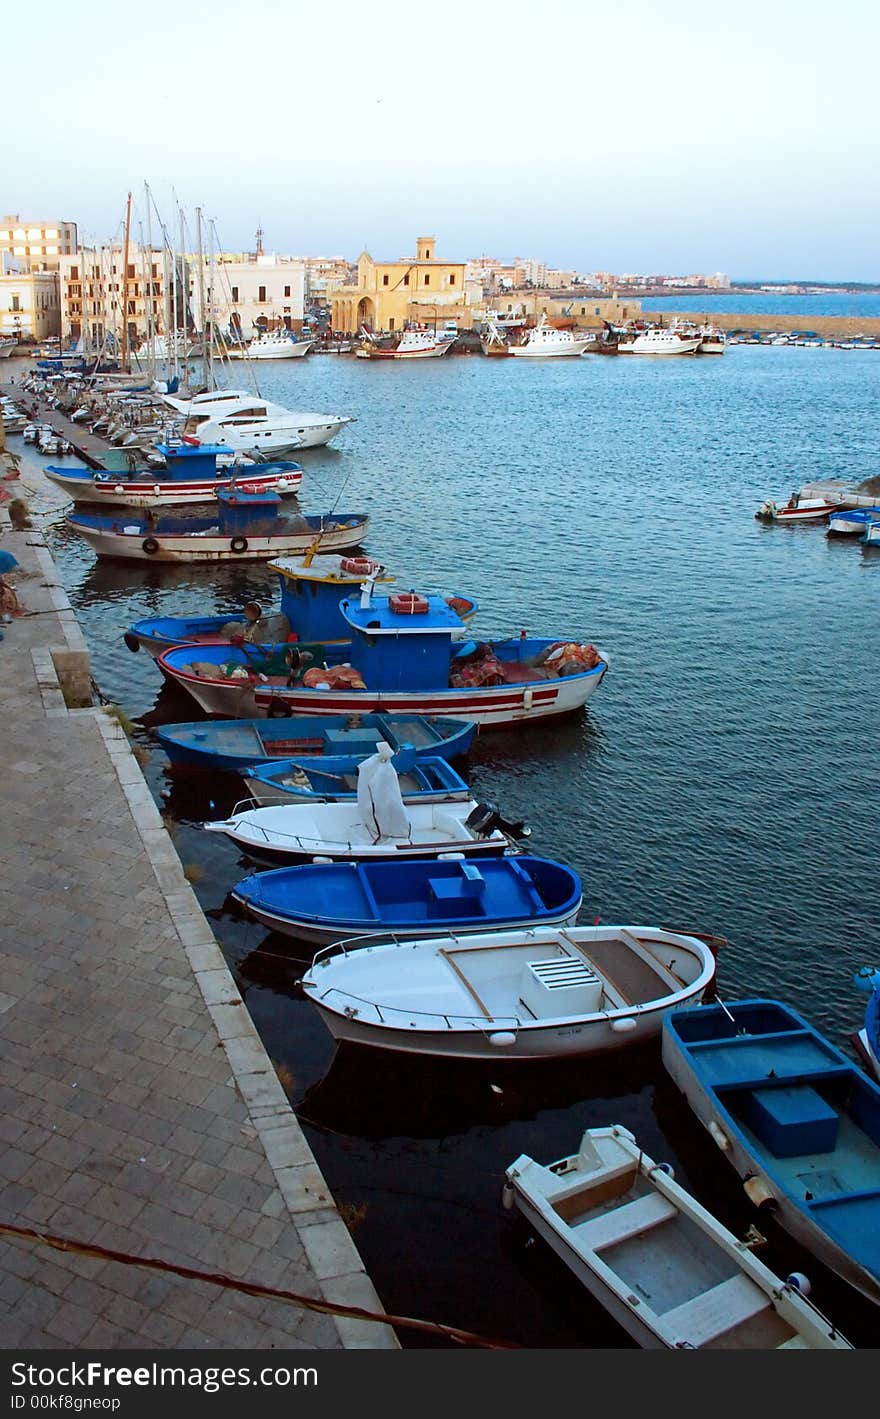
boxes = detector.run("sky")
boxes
[5,0,880,280]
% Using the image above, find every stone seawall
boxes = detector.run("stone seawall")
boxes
[656,310,880,338]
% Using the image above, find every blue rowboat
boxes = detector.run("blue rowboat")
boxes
[155,713,476,771]
[827,507,880,537]
[852,967,880,1082]
[661,997,880,1307]
[230,854,583,945]
[240,748,470,806]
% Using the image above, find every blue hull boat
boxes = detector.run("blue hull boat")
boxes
[155,714,476,771]
[240,749,471,806]
[852,967,880,1082]
[661,998,880,1306]
[230,854,583,944]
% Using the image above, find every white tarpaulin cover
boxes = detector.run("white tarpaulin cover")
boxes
[357,742,412,841]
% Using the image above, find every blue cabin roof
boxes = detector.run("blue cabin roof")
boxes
[154,442,231,460]
[338,591,464,691]
[340,592,465,637]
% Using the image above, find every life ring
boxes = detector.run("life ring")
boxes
[142,537,159,555]
[389,591,429,615]
[341,556,379,576]
[230,536,248,553]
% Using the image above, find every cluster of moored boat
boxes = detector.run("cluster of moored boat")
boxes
[755,486,880,544]
[119,529,880,1347]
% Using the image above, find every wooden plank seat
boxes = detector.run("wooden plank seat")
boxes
[662,1272,771,1347]
[571,1189,678,1248]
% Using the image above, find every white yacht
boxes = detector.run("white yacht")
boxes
[618,326,701,355]
[356,326,456,359]
[229,329,314,360]
[508,315,592,357]
[163,388,354,451]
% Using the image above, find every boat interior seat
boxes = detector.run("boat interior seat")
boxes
[426,863,486,918]
[567,1189,677,1247]
[662,1272,771,1348]
[548,1161,638,1223]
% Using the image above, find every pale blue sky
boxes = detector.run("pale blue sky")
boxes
[5,0,878,279]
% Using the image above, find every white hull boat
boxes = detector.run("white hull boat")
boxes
[503,1126,851,1349]
[230,331,314,359]
[301,924,718,1059]
[756,495,841,524]
[618,330,701,355]
[66,513,367,562]
[165,389,354,451]
[42,464,302,509]
[357,328,456,359]
[508,316,591,358]
[202,799,518,866]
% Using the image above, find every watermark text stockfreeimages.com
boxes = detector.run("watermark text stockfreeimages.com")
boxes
[10,1363,318,1400]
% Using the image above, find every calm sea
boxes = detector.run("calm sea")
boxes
[642,291,880,319]
[25,344,880,1348]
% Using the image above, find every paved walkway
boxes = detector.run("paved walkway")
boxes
[0,480,397,1349]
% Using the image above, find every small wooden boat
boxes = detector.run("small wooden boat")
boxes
[827,507,880,537]
[232,854,582,945]
[755,495,841,524]
[44,441,303,509]
[156,641,355,718]
[661,997,880,1306]
[851,966,880,1082]
[67,495,369,562]
[155,713,477,770]
[202,798,526,866]
[301,923,716,1059]
[239,749,471,806]
[503,1125,852,1349]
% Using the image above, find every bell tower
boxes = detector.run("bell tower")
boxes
[416,235,435,261]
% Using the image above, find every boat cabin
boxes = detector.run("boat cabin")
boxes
[270,554,392,643]
[339,590,466,692]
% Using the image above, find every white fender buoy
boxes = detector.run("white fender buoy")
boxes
[488,1031,516,1048]
[610,1017,637,1034]
[708,1120,730,1151]
[114,484,125,495]
[501,1181,515,1211]
[786,1272,811,1296]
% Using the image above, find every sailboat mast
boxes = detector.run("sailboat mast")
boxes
[171,190,179,380]
[195,206,208,389]
[121,192,132,374]
[143,182,156,383]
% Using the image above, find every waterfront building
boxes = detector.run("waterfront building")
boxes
[0,214,77,271]
[59,244,173,347]
[332,237,477,334]
[0,269,60,341]
[195,253,306,339]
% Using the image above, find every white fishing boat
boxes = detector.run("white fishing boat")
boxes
[755,494,841,524]
[229,329,314,360]
[618,327,701,355]
[0,337,18,359]
[202,798,526,866]
[300,923,718,1059]
[503,1125,852,1350]
[164,388,354,451]
[356,327,456,359]
[508,315,591,358]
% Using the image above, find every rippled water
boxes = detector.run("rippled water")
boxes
[21,346,880,1347]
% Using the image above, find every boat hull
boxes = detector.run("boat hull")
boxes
[43,466,302,508]
[70,520,367,562]
[249,666,608,728]
[508,343,591,358]
[156,714,476,770]
[242,901,580,946]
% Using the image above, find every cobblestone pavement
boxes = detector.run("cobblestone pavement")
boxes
[0,497,397,1349]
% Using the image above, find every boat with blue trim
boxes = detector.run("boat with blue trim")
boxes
[155,712,476,771]
[230,854,583,945]
[44,440,303,509]
[239,746,471,806]
[852,967,880,1082]
[661,997,880,1306]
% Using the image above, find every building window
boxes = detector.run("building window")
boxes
[231,286,239,301]
[258,285,266,302]
[383,274,389,286]
[449,273,455,285]
[127,264,135,279]
[403,274,409,286]
[595,307,600,316]
[424,274,430,286]
[284,284,291,297]
[11,296,20,312]
[389,317,395,331]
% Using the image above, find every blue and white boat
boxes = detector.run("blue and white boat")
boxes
[155,713,476,771]
[826,507,880,537]
[661,998,880,1306]
[67,491,369,563]
[124,553,476,658]
[230,854,583,945]
[234,583,608,729]
[239,747,471,806]
[156,640,357,718]
[44,440,303,509]
[852,967,880,1082]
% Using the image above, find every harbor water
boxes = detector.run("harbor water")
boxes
[15,345,880,1347]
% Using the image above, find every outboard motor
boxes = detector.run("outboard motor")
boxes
[465,802,531,842]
